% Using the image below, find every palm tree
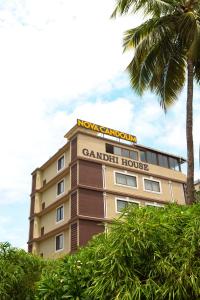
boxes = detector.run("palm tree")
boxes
[112,0,199,204]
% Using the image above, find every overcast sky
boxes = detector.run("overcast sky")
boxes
[0,0,199,249]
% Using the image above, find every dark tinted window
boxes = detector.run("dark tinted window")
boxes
[158,154,169,168]
[122,148,129,158]
[130,150,138,160]
[147,151,157,164]
[140,151,146,162]
[56,234,64,251]
[57,156,64,171]
[57,180,64,195]
[106,144,138,160]
[169,157,180,171]
[106,144,114,154]
[41,227,44,236]
[56,206,64,222]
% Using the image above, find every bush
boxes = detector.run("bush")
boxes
[36,204,200,299]
[0,242,44,300]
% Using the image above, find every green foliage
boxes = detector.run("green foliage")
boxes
[36,204,200,299]
[36,234,108,299]
[0,242,44,300]
[111,0,200,110]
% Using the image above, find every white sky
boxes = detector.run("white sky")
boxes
[0,0,199,249]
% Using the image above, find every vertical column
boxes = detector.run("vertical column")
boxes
[71,191,78,218]
[28,170,42,254]
[78,160,105,246]
[71,137,77,162]
[70,136,78,252]
[71,223,78,252]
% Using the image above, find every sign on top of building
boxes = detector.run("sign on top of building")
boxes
[77,119,137,143]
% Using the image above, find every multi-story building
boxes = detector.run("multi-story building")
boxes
[28,119,186,258]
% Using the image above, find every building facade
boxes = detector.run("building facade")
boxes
[195,180,200,191]
[28,120,186,258]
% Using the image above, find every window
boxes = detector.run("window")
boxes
[114,146,121,156]
[116,199,139,212]
[145,202,164,208]
[55,234,64,251]
[57,155,64,171]
[42,202,45,210]
[41,226,44,236]
[56,206,64,222]
[141,150,182,172]
[115,172,137,188]
[122,148,129,158]
[57,180,64,196]
[147,151,157,164]
[106,144,138,160]
[144,178,161,193]
[106,143,114,154]
[169,157,180,171]
[158,154,169,168]
[140,151,146,162]
[130,150,138,160]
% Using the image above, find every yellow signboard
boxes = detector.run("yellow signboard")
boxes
[77,119,137,143]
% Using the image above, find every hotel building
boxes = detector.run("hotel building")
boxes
[28,120,186,258]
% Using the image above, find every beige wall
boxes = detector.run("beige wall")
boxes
[33,217,40,239]
[77,133,108,156]
[35,171,43,189]
[41,174,70,207]
[34,193,42,214]
[77,134,186,182]
[195,182,200,191]
[43,161,57,183]
[105,194,166,219]
[171,181,185,204]
[105,166,185,204]
[42,148,71,183]
[40,200,70,233]
[39,229,70,258]
[41,185,57,207]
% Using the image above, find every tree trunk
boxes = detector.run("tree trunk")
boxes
[186,59,194,204]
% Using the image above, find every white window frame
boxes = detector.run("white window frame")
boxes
[114,171,138,189]
[57,154,65,173]
[143,177,162,194]
[55,233,64,252]
[115,197,140,213]
[56,179,65,197]
[56,205,64,224]
[145,201,164,208]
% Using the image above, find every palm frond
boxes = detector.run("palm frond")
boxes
[111,0,176,18]
[158,52,186,110]
[127,34,172,95]
[123,14,175,50]
[127,31,186,110]
[178,11,197,46]
[194,58,200,83]
[188,23,200,60]
[111,0,134,18]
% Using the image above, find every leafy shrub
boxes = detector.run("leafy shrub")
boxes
[0,242,44,300]
[37,203,200,299]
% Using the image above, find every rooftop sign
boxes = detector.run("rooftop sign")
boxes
[77,119,137,143]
